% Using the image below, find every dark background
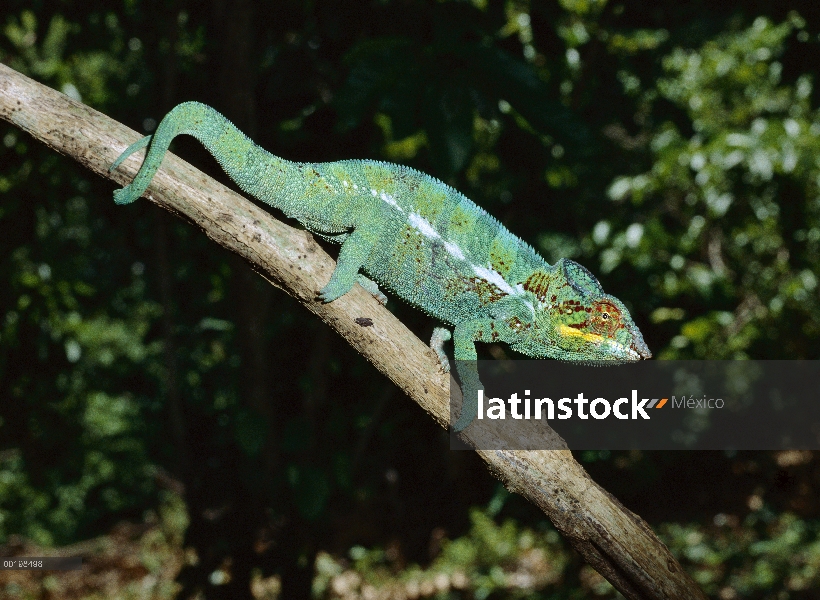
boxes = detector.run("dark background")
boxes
[2,1,820,598]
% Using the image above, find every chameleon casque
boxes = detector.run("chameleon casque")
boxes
[110,101,651,431]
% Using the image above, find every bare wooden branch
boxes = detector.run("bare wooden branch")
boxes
[0,62,705,600]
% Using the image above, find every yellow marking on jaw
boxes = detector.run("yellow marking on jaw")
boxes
[557,325,604,345]
[557,325,637,358]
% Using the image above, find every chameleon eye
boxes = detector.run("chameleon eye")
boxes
[591,302,620,335]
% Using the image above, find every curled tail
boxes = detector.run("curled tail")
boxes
[110,101,298,206]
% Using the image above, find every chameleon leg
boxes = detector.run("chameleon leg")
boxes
[430,327,452,373]
[316,231,386,303]
[356,274,388,305]
[451,318,497,431]
[319,227,380,303]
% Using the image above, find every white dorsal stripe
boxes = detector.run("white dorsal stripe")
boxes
[408,212,440,238]
[380,191,404,212]
[444,241,465,261]
[472,264,516,296]
[408,213,471,263]
[408,213,524,299]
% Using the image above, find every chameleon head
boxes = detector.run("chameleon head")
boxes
[511,258,651,363]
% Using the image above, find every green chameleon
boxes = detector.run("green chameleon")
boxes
[110,101,651,431]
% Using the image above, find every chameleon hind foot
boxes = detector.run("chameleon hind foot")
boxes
[356,274,388,305]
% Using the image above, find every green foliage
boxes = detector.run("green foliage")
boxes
[596,14,820,359]
[662,510,820,597]
[312,503,820,600]
[0,6,157,546]
[313,505,571,599]
[4,10,130,107]
[335,4,591,177]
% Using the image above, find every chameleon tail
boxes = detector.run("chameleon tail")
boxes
[110,102,209,205]
[109,135,151,176]
[111,101,297,206]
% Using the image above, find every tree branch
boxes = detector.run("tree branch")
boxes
[0,63,705,600]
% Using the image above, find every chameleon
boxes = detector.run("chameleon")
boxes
[110,101,651,431]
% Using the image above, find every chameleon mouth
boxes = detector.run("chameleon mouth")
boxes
[556,325,650,362]
[631,337,652,360]
[602,339,649,362]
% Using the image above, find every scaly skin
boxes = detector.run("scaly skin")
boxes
[110,101,651,431]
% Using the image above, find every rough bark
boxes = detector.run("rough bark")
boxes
[0,62,706,600]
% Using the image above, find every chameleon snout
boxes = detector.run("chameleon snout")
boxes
[631,335,652,360]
